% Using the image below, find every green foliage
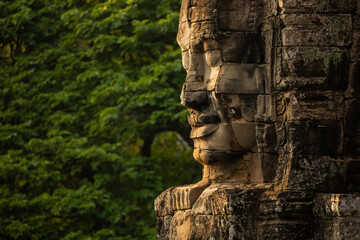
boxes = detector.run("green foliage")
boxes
[0,0,201,239]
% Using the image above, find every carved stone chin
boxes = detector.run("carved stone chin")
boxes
[156,0,360,239]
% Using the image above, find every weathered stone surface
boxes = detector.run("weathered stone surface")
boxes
[256,94,274,121]
[156,0,360,239]
[256,123,277,153]
[219,32,264,63]
[312,220,360,240]
[313,193,360,218]
[259,221,312,240]
[171,182,211,210]
[216,64,266,94]
[344,98,360,156]
[285,155,347,191]
[281,14,352,47]
[188,6,217,22]
[346,160,360,192]
[191,184,269,215]
[218,0,262,31]
[156,215,172,240]
[180,90,208,111]
[313,194,360,239]
[258,153,278,182]
[273,119,344,156]
[190,0,217,8]
[260,191,314,218]
[169,210,193,239]
[275,91,344,121]
[275,47,349,90]
[155,187,174,217]
[279,0,356,13]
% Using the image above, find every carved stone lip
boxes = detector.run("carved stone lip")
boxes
[190,124,220,139]
[188,113,221,127]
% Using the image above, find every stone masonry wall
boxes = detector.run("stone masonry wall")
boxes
[155,1,360,239]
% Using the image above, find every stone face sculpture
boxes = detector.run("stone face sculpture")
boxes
[155,0,360,239]
[178,0,267,185]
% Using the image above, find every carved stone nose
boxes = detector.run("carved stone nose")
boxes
[180,83,209,111]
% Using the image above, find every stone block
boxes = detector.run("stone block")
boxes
[190,215,232,240]
[207,160,252,182]
[275,91,345,121]
[258,190,315,240]
[169,210,193,239]
[258,153,278,182]
[264,0,278,16]
[205,50,222,67]
[155,187,174,217]
[354,12,360,30]
[348,62,360,92]
[346,160,360,192]
[218,11,252,31]
[352,31,360,56]
[283,120,343,155]
[203,39,220,51]
[218,0,261,31]
[170,182,211,211]
[281,14,352,47]
[182,81,206,92]
[189,6,217,22]
[350,49,360,62]
[220,94,258,122]
[190,0,217,8]
[313,193,360,240]
[191,183,269,216]
[232,122,257,148]
[157,215,172,240]
[275,47,349,90]
[218,0,251,10]
[286,154,347,192]
[187,52,206,75]
[344,98,360,156]
[219,32,264,63]
[177,22,191,50]
[269,191,314,219]
[190,21,217,41]
[313,193,360,218]
[312,220,360,240]
[216,63,266,94]
[180,89,208,111]
[279,0,356,13]
[191,214,263,240]
[259,221,312,240]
